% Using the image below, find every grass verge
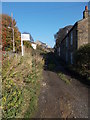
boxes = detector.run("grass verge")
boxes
[2,50,44,118]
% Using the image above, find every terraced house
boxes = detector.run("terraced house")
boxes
[55,6,90,64]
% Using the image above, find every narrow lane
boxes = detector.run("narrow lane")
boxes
[35,53,89,118]
[36,70,88,118]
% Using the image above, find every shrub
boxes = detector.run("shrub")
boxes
[23,41,32,48]
[74,43,90,78]
[74,43,90,69]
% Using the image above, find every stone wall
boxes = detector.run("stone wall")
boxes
[60,40,66,61]
[60,24,77,64]
[88,16,90,43]
[60,18,89,64]
[77,18,88,49]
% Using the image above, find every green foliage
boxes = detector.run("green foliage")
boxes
[74,44,90,68]
[2,79,23,118]
[74,43,90,79]
[15,40,21,52]
[23,41,32,48]
[58,72,70,84]
[2,50,44,118]
[2,56,23,118]
[24,58,37,83]
[24,82,40,118]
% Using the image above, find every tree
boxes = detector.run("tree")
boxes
[1,14,21,52]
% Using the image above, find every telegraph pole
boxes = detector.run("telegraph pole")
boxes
[11,13,15,52]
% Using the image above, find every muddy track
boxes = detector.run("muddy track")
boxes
[35,53,89,118]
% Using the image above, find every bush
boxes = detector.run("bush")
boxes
[74,43,90,79]
[23,41,32,48]
[15,40,21,53]
[74,44,90,69]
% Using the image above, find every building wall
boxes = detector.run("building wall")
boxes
[59,18,89,64]
[77,18,88,49]
[56,7,90,65]
[88,16,90,43]
[60,24,77,64]
[67,25,77,64]
[60,39,66,61]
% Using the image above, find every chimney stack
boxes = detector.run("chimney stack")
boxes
[83,6,89,19]
[85,6,88,11]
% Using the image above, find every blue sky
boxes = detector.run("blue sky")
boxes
[2,2,88,47]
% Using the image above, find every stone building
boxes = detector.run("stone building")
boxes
[54,25,73,56]
[55,6,90,64]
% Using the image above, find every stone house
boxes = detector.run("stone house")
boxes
[55,6,90,64]
[54,25,73,56]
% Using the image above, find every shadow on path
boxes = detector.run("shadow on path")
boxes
[35,51,89,118]
[41,52,90,87]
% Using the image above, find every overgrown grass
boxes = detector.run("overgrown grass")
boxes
[2,49,44,118]
[58,72,70,84]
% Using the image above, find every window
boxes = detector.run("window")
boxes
[66,37,68,47]
[70,52,73,64]
[70,32,73,45]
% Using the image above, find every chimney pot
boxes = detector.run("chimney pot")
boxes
[85,6,88,11]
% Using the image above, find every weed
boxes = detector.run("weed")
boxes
[58,72,70,84]
[2,50,44,118]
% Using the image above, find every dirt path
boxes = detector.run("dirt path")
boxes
[35,53,89,118]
